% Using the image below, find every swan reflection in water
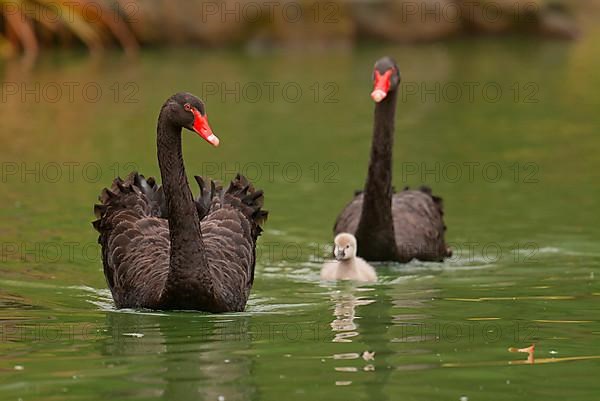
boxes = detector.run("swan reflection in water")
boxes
[329,287,376,343]
[328,286,378,385]
[102,311,255,401]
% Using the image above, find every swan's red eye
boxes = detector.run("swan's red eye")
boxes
[184,103,192,112]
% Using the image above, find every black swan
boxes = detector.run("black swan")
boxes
[93,93,267,312]
[334,57,450,263]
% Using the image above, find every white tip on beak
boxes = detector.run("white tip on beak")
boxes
[371,89,387,103]
[206,134,220,147]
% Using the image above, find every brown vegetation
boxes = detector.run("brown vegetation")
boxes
[0,0,583,58]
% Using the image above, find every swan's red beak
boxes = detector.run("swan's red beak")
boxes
[192,108,220,147]
[371,69,393,103]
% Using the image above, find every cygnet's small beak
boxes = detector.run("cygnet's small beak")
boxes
[335,249,345,261]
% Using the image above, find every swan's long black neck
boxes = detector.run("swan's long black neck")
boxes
[355,89,399,261]
[157,112,212,301]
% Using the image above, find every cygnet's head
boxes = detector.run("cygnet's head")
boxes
[334,233,358,261]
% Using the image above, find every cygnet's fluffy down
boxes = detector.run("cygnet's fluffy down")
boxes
[321,233,377,282]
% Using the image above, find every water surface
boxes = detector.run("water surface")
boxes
[1,38,599,400]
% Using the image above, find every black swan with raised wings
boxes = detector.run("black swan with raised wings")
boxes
[93,93,267,312]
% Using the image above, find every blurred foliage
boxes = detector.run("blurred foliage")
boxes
[0,0,592,59]
[0,0,138,58]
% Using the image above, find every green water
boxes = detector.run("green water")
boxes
[1,38,599,401]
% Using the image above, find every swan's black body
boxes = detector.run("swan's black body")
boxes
[93,93,267,312]
[334,58,450,263]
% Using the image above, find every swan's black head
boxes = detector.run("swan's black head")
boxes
[371,57,401,103]
[163,92,219,147]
